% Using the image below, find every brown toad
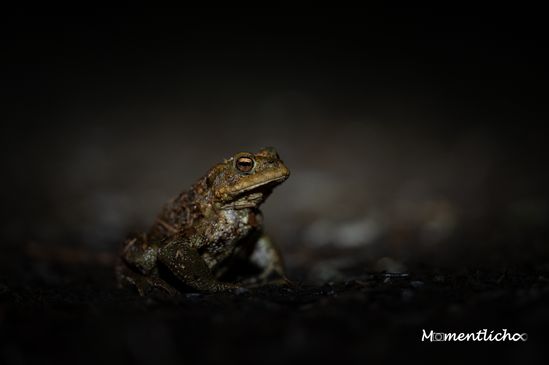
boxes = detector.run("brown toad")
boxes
[116,147,290,295]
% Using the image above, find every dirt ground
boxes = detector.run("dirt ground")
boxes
[1,244,548,364]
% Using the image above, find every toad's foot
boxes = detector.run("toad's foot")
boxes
[116,262,178,296]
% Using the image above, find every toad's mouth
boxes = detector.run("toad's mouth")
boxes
[234,175,288,195]
[222,175,287,209]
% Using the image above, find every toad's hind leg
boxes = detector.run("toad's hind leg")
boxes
[248,235,290,285]
[116,260,178,296]
[157,238,239,292]
[117,234,177,296]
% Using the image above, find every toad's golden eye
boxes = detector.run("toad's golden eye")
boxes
[235,156,254,173]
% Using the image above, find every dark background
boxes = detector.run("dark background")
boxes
[1,7,548,364]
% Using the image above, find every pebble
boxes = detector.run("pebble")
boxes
[233,287,249,295]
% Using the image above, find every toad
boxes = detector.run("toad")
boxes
[116,147,290,295]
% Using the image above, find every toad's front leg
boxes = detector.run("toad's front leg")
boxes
[246,235,292,286]
[158,239,240,292]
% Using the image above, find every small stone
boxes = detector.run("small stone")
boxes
[185,293,202,299]
[434,275,445,283]
[375,257,407,273]
[307,264,345,284]
[233,287,249,295]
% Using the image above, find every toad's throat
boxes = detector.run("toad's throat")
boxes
[222,189,273,209]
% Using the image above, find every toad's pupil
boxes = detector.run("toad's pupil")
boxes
[236,157,254,172]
